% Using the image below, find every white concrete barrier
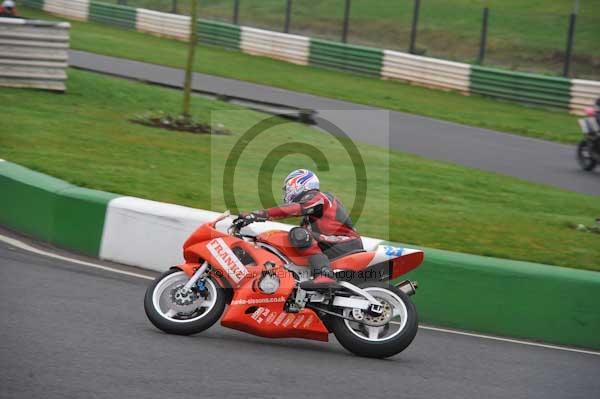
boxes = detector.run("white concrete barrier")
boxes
[43,0,89,21]
[0,17,69,91]
[136,8,190,41]
[570,79,600,115]
[382,50,471,93]
[241,26,309,65]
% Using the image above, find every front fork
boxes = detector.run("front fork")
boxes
[180,261,209,294]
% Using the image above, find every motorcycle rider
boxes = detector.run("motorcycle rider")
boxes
[240,169,363,291]
[0,0,18,17]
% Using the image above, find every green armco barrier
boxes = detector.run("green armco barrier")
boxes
[470,66,572,109]
[309,39,383,76]
[22,0,44,9]
[386,242,600,350]
[197,19,240,50]
[52,186,117,255]
[89,1,137,30]
[0,161,70,243]
[0,161,117,256]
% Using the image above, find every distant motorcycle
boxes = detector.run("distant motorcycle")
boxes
[576,106,600,171]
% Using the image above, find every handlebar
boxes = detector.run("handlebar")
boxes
[228,215,267,236]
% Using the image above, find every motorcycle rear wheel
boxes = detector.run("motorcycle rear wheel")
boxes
[330,282,418,359]
[144,269,226,335]
[577,140,598,171]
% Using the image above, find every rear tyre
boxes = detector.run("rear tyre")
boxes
[577,140,598,171]
[144,269,226,335]
[330,283,418,359]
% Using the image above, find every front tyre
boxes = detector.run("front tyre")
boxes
[144,269,226,335]
[330,283,418,359]
[577,140,598,171]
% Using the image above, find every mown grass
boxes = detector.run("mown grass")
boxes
[22,6,585,144]
[1,69,599,271]
[108,0,600,78]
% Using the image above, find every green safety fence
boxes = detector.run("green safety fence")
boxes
[309,39,383,77]
[89,1,137,30]
[0,162,117,256]
[197,19,240,50]
[470,66,572,109]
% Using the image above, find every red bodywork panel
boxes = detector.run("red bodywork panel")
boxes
[256,230,310,266]
[220,268,328,342]
[390,251,424,279]
[175,220,422,342]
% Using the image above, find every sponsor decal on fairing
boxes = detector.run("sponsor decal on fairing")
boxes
[265,311,277,324]
[207,238,249,283]
[292,315,305,328]
[282,314,296,327]
[303,315,314,328]
[251,307,266,323]
[230,296,286,306]
[273,313,287,326]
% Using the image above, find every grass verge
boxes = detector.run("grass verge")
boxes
[22,6,585,144]
[1,69,599,271]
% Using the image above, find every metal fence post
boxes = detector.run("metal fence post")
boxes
[563,0,579,77]
[341,0,351,43]
[477,7,489,64]
[284,0,292,33]
[233,0,240,25]
[409,0,420,54]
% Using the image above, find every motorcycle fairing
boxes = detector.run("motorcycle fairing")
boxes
[370,245,424,280]
[182,236,282,288]
[331,245,423,282]
[220,267,329,342]
[255,230,311,265]
[178,231,329,341]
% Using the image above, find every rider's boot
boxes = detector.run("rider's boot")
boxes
[299,253,341,291]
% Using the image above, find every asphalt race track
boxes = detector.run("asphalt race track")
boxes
[69,50,600,196]
[1,237,599,399]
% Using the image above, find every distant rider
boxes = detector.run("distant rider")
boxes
[240,169,363,291]
[0,0,19,17]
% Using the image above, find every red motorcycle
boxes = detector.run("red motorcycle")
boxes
[144,211,424,358]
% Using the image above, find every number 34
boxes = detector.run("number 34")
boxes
[383,246,403,257]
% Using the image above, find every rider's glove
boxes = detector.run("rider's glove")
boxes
[239,210,268,222]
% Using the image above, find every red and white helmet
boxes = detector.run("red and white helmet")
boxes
[282,169,320,204]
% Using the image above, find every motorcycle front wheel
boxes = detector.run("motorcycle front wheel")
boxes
[577,140,598,171]
[144,269,226,335]
[330,282,418,359]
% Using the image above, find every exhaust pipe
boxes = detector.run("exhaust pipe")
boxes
[395,280,418,296]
